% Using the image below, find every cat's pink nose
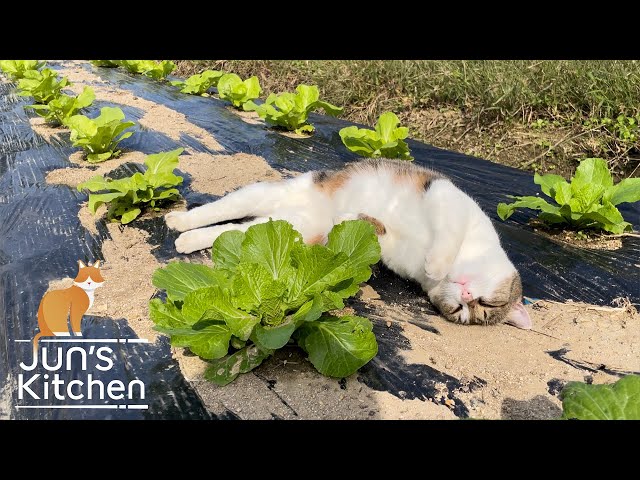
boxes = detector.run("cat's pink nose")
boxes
[461,290,473,302]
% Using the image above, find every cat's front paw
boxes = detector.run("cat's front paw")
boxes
[424,258,451,282]
[165,211,191,232]
[175,230,208,254]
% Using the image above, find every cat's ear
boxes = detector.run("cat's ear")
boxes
[92,260,101,268]
[505,301,532,330]
[77,260,87,269]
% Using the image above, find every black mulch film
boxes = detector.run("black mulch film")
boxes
[1,63,637,419]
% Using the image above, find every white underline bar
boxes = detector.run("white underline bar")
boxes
[14,339,149,343]
[15,404,149,410]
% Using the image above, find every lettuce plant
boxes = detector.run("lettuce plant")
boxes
[65,106,135,162]
[339,111,413,161]
[560,375,640,420]
[150,219,381,385]
[90,60,121,67]
[27,87,95,125]
[171,70,225,96]
[0,60,45,79]
[120,60,175,79]
[217,73,261,109]
[77,148,184,224]
[498,158,640,234]
[17,68,69,104]
[245,84,343,134]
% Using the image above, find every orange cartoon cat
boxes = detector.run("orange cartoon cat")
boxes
[33,260,105,352]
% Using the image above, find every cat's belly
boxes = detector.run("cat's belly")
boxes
[377,230,428,287]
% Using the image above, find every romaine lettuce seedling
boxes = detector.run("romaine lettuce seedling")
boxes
[217,73,261,110]
[150,219,381,385]
[27,86,95,125]
[17,68,69,104]
[90,60,121,67]
[171,70,225,96]
[65,106,135,163]
[339,111,414,161]
[497,158,640,234]
[77,148,184,224]
[120,60,176,80]
[245,84,343,134]
[0,60,45,79]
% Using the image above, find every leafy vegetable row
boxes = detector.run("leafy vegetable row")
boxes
[0,61,185,225]
[92,61,416,160]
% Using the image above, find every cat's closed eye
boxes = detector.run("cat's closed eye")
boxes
[478,298,507,308]
[450,304,463,315]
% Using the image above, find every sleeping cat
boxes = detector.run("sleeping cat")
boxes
[165,159,532,329]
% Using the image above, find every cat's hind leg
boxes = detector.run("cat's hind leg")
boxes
[166,180,290,233]
[175,217,270,254]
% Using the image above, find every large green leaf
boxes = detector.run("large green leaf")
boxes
[326,219,381,285]
[184,286,259,341]
[204,344,273,386]
[241,220,301,278]
[534,172,567,198]
[212,230,245,270]
[149,298,231,360]
[603,177,640,206]
[571,157,613,190]
[144,148,184,176]
[152,262,227,301]
[297,315,378,378]
[253,316,296,349]
[561,375,640,420]
[0,60,45,79]
[497,196,560,220]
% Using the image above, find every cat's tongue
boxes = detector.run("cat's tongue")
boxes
[505,302,533,330]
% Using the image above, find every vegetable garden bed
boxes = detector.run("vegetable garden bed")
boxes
[0,61,638,420]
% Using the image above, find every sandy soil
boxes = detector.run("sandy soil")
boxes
[35,61,640,420]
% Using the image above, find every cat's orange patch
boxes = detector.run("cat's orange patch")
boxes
[313,171,350,196]
[357,214,386,235]
[392,170,441,193]
[306,234,326,245]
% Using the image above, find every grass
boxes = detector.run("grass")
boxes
[175,60,640,179]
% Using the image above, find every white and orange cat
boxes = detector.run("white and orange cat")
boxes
[33,260,105,352]
[165,159,532,329]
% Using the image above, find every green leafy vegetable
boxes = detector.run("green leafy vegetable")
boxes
[17,68,69,104]
[150,219,381,384]
[120,60,175,79]
[497,158,640,234]
[560,375,640,420]
[65,106,135,163]
[0,60,45,79]
[171,70,225,96]
[27,86,95,125]
[77,148,184,224]
[217,73,261,110]
[90,60,121,67]
[245,84,342,134]
[339,111,413,161]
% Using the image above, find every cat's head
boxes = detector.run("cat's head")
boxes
[428,257,531,329]
[73,260,105,291]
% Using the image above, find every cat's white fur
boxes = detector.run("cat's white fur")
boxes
[165,160,532,329]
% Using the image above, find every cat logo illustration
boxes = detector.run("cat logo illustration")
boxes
[33,260,105,352]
